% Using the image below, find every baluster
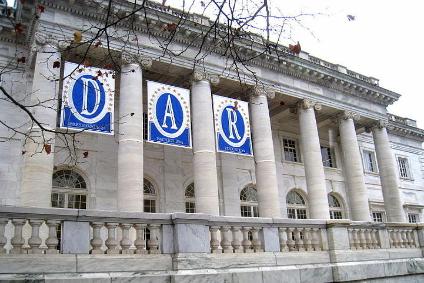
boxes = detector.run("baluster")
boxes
[45,220,60,254]
[105,223,119,254]
[364,229,372,249]
[388,229,395,248]
[359,229,367,249]
[287,228,296,251]
[371,229,379,249]
[400,230,407,248]
[134,224,148,254]
[147,224,160,254]
[294,228,304,251]
[90,222,104,254]
[220,226,233,253]
[304,228,313,251]
[231,226,243,253]
[348,228,354,249]
[394,229,402,248]
[241,227,253,253]
[11,219,26,254]
[351,229,359,249]
[311,228,322,251]
[278,227,288,252]
[407,230,414,248]
[120,223,133,254]
[28,219,44,254]
[210,226,220,253]
[251,227,263,252]
[0,218,8,254]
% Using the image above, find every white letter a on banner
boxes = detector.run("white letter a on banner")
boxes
[162,94,177,129]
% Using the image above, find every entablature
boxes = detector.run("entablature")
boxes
[388,113,424,142]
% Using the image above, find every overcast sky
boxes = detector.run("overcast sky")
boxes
[274,0,424,128]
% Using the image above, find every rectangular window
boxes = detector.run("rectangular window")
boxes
[363,150,377,173]
[321,146,336,168]
[185,202,196,213]
[68,194,87,209]
[144,199,156,213]
[397,157,411,179]
[241,206,252,217]
[330,211,343,219]
[372,211,384,223]
[287,208,296,219]
[296,209,307,219]
[283,138,299,162]
[51,193,65,208]
[408,213,419,223]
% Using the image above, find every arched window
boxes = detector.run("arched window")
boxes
[286,190,308,219]
[240,185,259,217]
[143,178,157,213]
[328,194,344,219]
[52,169,87,209]
[185,183,196,213]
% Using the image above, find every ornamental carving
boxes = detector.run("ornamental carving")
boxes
[191,69,220,85]
[249,85,275,99]
[121,53,152,69]
[340,110,360,121]
[298,99,321,111]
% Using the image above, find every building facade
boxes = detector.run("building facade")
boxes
[1,1,424,282]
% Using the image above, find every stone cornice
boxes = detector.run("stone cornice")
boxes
[387,113,424,142]
[35,0,400,108]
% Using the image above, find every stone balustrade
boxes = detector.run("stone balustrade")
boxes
[0,206,423,258]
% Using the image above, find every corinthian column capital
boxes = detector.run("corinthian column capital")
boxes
[121,53,152,69]
[191,69,220,85]
[248,85,275,99]
[297,99,321,111]
[339,110,361,122]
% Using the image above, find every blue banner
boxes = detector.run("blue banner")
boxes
[60,62,115,134]
[147,81,192,148]
[213,95,253,156]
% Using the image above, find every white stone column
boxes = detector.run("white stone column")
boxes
[372,121,406,222]
[249,87,281,218]
[297,99,329,219]
[338,111,370,221]
[190,70,220,215]
[117,56,152,212]
[21,37,61,207]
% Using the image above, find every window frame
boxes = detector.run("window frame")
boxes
[240,185,259,218]
[282,137,300,163]
[362,149,378,174]
[321,146,336,168]
[328,194,344,219]
[51,169,88,209]
[143,178,158,213]
[397,156,413,180]
[408,213,419,223]
[286,190,308,219]
[371,211,386,223]
[185,183,196,213]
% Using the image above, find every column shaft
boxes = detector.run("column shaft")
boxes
[339,116,370,221]
[21,45,60,207]
[191,79,220,215]
[117,63,144,212]
[372,125,405,222]
[250,91,281,218]
[298,102,329,219]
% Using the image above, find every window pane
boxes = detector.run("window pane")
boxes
[287,208,296,219]
[144,199,156,213]
[363,151,376,173]
[372,212,383,223]
[408,213,418,223]
[283,139,298,162]
[321,147,335,168]
[297,209,307,219]
[185,202,196,213]
[241,206,252,217]
[51,193,65,208]
[398,157,410,178]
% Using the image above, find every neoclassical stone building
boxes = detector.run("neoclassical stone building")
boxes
[1,1,424,282]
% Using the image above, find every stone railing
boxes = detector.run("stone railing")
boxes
[0,206,423,257]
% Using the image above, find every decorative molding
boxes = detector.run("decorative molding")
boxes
[339,110,361,122]
[297,99,321,111]
[36,0,400,107]
[249,85,275,99]
[191,69,220,85]
[121,53,152,69]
